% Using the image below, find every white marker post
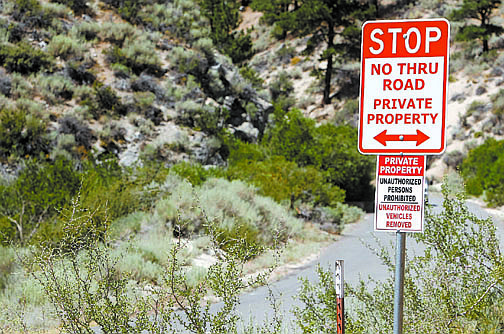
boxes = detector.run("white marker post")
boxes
[335,260,344,334]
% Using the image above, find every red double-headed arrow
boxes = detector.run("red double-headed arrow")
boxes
[374,130,429,146]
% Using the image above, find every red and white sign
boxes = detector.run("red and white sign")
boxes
[359,19,450,155]
[375,155,426,232]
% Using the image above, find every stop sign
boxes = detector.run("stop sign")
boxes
[358,19,450,155]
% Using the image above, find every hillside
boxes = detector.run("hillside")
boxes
[1,0,504,331]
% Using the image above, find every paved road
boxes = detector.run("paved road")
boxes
[233,192,504,329]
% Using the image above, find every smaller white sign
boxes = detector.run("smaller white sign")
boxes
[375,155,425,232]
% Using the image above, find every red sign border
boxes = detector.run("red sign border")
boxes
[358,18,450,155]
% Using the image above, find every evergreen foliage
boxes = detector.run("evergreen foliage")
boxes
[450,0,503,53]
[0,42,53,74]
[253,0,374,104]
[199,0,254,63]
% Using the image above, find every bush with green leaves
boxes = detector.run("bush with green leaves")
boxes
[107,38,164,76]
[7,0,54,28]
[460,137,504,206]
[227,155,345,208]
[0,42,53,74]
[101,0,149,23]
[137,1,210,42]
[98,21,138,47]
[170,161,223,186]
[269,71,295,110]
[50,0,90,15]
[294,181,504,334]
[36,74,75,105]
[154,174,302,251]
[491,88,504,117]
[0,107,48,161]
[80,82,125,119]
[16,189,277,333]
[0,156,80,245]
[264,109,374,202]
[46,34,86,60]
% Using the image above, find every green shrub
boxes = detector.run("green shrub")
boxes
[21,192,274,333]
[227,156,345,208]
[72,21,101,41]
[0,42,53,74]
[154,174,302,250]
[58,115,95,151]
[138,2,206,39]
[269,71,295,109]
[50,0,90,15]
[198,178,303,247]
[102,0,148,22]
[99,22,138,47]
[9,73,34,99]
[106,38,164,76]
[239,65,264,89]
[47,34,86,60]
[170,161,223,186]
[333,98,358,125]
[491,89,504,116]
[9,0,53,28]
[341,182,504,333]
[174,100,228,134]
[80,82,125,119]
[0,246,17,290]
[36,74,75,104]
[264,109,375,202]
[169,46,209,79]
[223,31,254,64]
[0,156,80,245]
[0,107,48,160]
[460,137,504,206]
[79,158,144,225]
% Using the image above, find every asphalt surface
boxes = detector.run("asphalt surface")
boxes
[233,192,504,329]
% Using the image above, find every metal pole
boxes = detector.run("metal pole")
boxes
[393,231,406,334]
[335,260,344,334]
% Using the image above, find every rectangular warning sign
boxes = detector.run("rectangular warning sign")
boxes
[374,155,426,232]
[359,19,450,155]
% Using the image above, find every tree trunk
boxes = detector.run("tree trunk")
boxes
[483,38,489,52]
[373,0,379,17]
[482,17,489,52]
[323,24,335,105]
[323,54,333,105]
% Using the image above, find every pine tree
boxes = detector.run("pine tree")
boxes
[289,0,374,104]
[200,0,253,63]
[450,0,503,53]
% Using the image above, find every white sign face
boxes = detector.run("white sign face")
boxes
[359,19,450,155]
[375,155,425,232]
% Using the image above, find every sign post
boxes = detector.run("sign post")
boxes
[359,18,450,334]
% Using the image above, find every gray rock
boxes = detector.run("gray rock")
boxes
[482,118,496,132]
[475,86,487,95]
[450,93,466,102]
[119,144,141,167]
[490,67,504,77]
[231,122,259,143]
